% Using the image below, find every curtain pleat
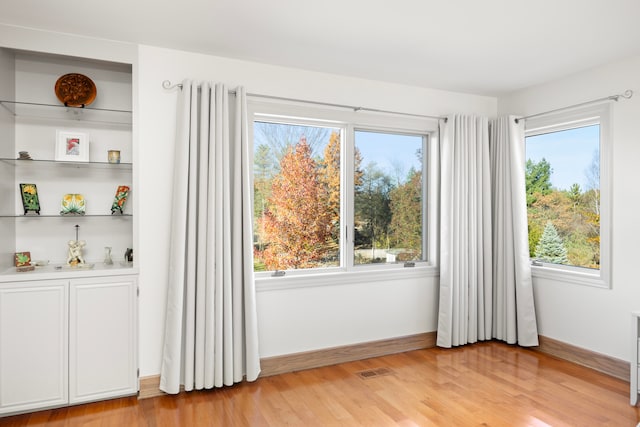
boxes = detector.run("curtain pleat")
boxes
[160,80,261,395]
[490,117,539,346]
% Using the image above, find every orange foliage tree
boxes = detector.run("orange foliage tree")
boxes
[259,137,333,270]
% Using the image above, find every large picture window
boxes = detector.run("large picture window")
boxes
[250,105,435,275]
[524,104,610,287]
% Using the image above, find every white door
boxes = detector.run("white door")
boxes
[68,276,137,404]
[0,280,68,415]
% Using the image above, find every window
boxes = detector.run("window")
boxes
[524,104,610,287]
[354,130,426,265]
[253,121,342,271]
[250,103,435,275]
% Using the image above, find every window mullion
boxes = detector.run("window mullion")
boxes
[342,124,355,270]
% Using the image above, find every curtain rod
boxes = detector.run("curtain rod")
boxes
[162,80,446,122]
[514,89,633,124]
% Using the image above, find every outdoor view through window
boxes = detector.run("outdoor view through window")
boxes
[354,130,424,265]
[525,124,600,270]
[253,121,425,272]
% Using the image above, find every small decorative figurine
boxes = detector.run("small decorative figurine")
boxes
[111,185,130,214]
[20,183,40,215]
[67,240,86,266]
[124,248,133,263]
[60,194,86,215]
[104,246,113,265]
[67,225,86,267]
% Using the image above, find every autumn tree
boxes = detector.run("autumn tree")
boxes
[258,137,333,270]
[317,131,363,247]
[318,132,341,245]
[254,143,275,252]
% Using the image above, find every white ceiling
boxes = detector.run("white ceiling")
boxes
[2,0,640,96]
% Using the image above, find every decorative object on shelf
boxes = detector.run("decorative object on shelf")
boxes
[67,225,86,267]
[104,246,113,265]
[124,248,133,263]
[17,151,32,160]
[108,150,121,164]
[19,183,40,215]
[55,130,90,162]
[14,251,31,267]
[60,193,86,215]
[34,260,49,267]
[54,73,97,107]
[14,251,35,272]
[111,185,130,214]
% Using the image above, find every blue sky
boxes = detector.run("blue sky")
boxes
[355,131,422,183]
[526,124,599,191]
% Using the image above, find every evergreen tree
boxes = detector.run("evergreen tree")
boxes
[525,158,553,206]
[535,222,569,264]
[389,168,422,257]
[354,163,392,254]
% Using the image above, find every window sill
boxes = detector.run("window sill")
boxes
[531,264,608,289]
[255,264,439,292]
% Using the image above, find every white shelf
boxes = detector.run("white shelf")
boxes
[0,262,136,282]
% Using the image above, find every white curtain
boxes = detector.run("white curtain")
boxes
[160,80,261,394]
[437,115,493,348]
[489,116,538,346]
[437,114,538,348]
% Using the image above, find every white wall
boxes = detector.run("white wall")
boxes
[0,48,16,270]
[137,45,497,376]
[499,55,640,361]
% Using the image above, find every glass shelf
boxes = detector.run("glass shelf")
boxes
[0,100,132,125]
[0,158,132,170]
[0,214,133,219]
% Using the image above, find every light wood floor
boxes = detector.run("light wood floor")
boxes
[2,342,639,426]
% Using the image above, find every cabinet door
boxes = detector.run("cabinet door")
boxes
[69,276,137,404]
[0,281,68,415]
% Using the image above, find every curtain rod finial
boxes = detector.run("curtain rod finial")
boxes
[162,80,183,90]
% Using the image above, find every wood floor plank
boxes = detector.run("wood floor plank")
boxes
[2,341,640,426]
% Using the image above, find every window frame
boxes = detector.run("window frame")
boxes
[524,103,611,288]
[248,100,440,281]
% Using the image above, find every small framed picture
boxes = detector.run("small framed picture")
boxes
[19,183,41,215]
[56,130,89,162]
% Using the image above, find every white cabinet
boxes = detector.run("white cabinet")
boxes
[631,311,640,405]
[0,276,137,416]
[69,276,137,404]
[0,281,68,414]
